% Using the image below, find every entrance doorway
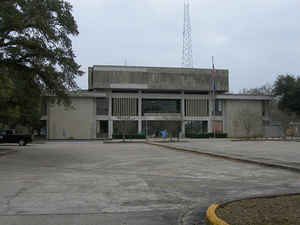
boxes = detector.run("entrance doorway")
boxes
[96,121,108,139]
[142,121,181,138]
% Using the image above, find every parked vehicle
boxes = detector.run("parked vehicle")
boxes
[0,129,32,146]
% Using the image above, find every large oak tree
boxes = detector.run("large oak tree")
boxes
[0,0,83,129]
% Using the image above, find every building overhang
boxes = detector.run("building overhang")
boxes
[45,91,107,98]
[217,94,272,101]
[68,92,107,98]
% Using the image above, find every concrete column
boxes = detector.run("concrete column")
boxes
[46,102,50,140]
[208,98,214,133]
[138,91,142,133]
[92,98,97,139]
[223,100,227,133]
[108,90,113,139]
[181,91,185,137]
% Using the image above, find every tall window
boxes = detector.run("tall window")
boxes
[213,120,223,133]
[214,100,223,116]
[41,102,48,116]
[96,98,109,115]
[262,101,269,117]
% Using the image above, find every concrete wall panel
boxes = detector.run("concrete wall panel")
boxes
[48,98,95,140]
[90,66,229,92]
[225,100,264,138]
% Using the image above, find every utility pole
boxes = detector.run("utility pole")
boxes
[210,56,217,138]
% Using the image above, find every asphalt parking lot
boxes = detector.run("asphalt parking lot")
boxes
[0,141,300,225]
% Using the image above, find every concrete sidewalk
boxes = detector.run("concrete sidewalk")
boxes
[150,139,300,171]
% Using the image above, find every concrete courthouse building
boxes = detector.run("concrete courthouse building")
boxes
[43,65,271,139]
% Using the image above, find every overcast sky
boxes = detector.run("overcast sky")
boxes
[69,0,300,92]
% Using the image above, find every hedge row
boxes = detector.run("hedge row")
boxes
[185,133,228,138]
[112,134,146,139]
[112,133,227,139]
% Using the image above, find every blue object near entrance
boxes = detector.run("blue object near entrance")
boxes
[161,130,167,139]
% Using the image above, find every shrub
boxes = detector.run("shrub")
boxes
[185,133,228,139]
[112,134,146,139]
[214,133,228,138]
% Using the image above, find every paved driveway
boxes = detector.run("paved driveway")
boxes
[0,142,300,225]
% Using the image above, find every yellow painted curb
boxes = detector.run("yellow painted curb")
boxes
[206,204,230,225]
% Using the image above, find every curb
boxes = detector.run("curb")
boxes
[103,141,146,144]
[146,141,300,174]
[206,204,229,225]
[231,139,300,142]
[206,193,300,225]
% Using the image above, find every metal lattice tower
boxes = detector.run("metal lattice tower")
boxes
[182,0,193,68]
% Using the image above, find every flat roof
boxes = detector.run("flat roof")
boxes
[91,65,228,73]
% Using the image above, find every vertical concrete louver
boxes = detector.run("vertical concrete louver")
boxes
[112,98,138,116]
[185,99,209,117]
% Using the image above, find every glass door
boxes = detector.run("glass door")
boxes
[96,121,108,139]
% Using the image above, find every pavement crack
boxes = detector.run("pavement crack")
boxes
[5,186,30,214]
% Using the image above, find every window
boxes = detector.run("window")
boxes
[41,102,48,116]
[113,121,138,135]
[185,121,208,135]
[213,120,223,133]
[214,100,223,116]
[96,121,108,138]
[142,99,181,115]
[96,98,109,115]
[142,121,181,137]
[262,101,268,117]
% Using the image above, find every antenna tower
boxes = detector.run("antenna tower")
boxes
[182,0,193,68]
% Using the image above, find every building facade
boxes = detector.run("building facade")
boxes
[42,65,271,139]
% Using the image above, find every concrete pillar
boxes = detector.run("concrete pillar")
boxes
[138,91,142,133]
[222,100,226,133]
[181,121,185,138]
[108,90,113,139]
[208,98,214,133]
[47,102,50,140]
[181,91,185,137]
